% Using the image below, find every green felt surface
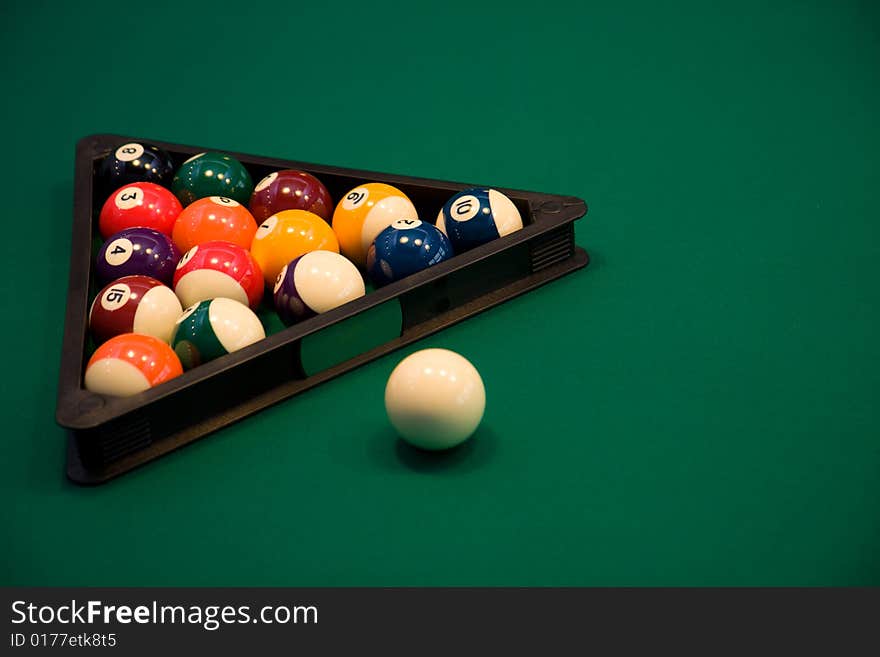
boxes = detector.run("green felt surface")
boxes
[2,0,878,585]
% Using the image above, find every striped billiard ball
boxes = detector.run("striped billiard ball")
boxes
[84,333,183,397]
[331,183,418,267]
[89,275,183,344]
[173,241,264,310]
[436,188,523,252]
[171,298,266,370]
[273,250,365,326]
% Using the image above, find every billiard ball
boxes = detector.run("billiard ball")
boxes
[84,333,183,397]
[98,182,183,239]
[171,195,258,252]
[273,250,365,325]
[171,298,266,370]
[331,183,418,267]
[89,275,183,344]
[171,151,254,206]
[97,142,175,193]
[96,227,181,286]
[173,241,264,310]
[250,209,339,286]
[384,349,486,450]
[366,218,453,287]
[249,170,333,222]
[436,188,523,252]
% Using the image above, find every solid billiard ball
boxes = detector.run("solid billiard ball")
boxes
[171,152,254,206]
[96,227,181,286]
[331,183,418,267]
[249,170,333,222]
[436,188,523,252]
[171,298,266,370]
[384,348,486,450]
[171,195,258,252]
[84,333,183,397]
[250,209,340,286]
[173,241,264,310]
[273,250,365,325]
[366,218,453,287]
[97,142,175,193]
[98,182,183,239]
[89,275,183,344]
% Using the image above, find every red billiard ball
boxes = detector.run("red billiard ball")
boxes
[171,195,258,253]
[84,333,183,397]
[249,170,333,223]
[173,240,264,309]
[89,275,183,345]
[98,182,183,239]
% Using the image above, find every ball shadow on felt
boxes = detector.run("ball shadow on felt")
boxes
[366,425,498,474]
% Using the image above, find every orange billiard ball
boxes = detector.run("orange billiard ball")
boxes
[84,333,183,397]
[171,195,258,253]
[249,209,339,286]
[331,183,418,267]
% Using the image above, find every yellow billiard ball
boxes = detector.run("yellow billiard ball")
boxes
[331,183,417,267]
[249,209,339,287]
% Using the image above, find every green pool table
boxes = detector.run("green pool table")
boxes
[2,0,878,586]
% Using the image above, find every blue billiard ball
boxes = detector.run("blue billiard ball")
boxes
[366,218,453,287]
[436,187,523,252]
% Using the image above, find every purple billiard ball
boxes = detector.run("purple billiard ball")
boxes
[96,227,181,286]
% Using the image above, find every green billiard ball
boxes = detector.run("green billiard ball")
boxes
[171,151,254,206]
[171,298,265,370]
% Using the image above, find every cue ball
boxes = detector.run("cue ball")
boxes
[84,333,183,396]
[384,349,486,450]
[89,275,183,344]
[436,188,523,252]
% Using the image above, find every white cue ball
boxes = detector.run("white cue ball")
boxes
[384,348,486,450]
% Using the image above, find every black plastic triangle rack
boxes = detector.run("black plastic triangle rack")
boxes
[56,134,590,485]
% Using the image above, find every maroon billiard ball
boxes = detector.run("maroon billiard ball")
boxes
[249,170,333,222]
[89,276,183,344]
